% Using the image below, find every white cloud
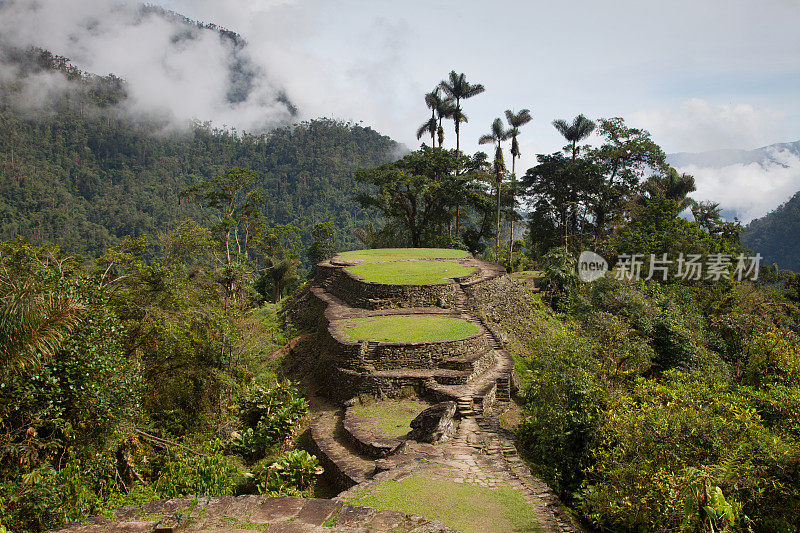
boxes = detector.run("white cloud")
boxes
[631,98,787,153]
[677,147,800,222]
[0,0,296,131]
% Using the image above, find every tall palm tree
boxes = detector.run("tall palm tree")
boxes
[479,118,510,261]
[552,114,596,247]
[435,98,457,147]
[440,72,484,236]
[439,71,485,154]
[1,289,86,377]
[505,109,533,266]
[552,114,596,161]
[418,88,448,147]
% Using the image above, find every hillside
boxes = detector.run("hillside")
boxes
[0,48,399,257]
[743,190,800,271]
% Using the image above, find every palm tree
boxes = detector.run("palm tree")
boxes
[435,98,457,148]
[416,117,437,146]
[418,88,447,147]
[552,114,596,247]
[479,118,510,261]
[439,71,485,154]
[552,114,596,161]
[505,109,533,266]
[639,167,697,210]
[1,289,86,377]
[439,72,484,236]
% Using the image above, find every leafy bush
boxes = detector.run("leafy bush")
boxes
[743,331,800,388]
[518,360,603,498]
[155,446,241,499]
[230,381,307,460]
[540,247,578,310]
[251,450,323,497]
[577,372,800,532]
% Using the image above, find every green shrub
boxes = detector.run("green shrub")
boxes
[518,363,604,499]
[743,331,800,388]
[577,372,800,532]
[155,446,241,499]
[252,450,323,497]
[230,381,307,460]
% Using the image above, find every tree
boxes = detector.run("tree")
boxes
[587,118,668,241]
[638,167,697,210]
[550,115,597,245]
[522,153,602,254]
[181,167,265,302]
[181,167,264,266]
[307,222,337,270]
[552,114,596,162]
[505,109,533,264]
[257,224,302,302]
[355,147,467,248]
[439,71,485,153]
[417,88,455,148]
[416,117,437,146]
[479,118,510,261]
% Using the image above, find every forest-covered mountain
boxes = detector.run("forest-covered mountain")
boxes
[0,48,399,257]
[743,191,800,271]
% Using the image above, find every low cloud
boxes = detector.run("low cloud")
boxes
[0,0,296,132]
[632,98,787,153]
[677,146,800,223]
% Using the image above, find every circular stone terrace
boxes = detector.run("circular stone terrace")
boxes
[339,315,480,343]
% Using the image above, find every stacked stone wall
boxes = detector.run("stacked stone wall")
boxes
[329,270,458,309]
[370,334,489,370]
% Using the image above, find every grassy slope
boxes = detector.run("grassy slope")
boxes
[346,260,474,285]
[336,248,471,262]
[339,315,479,343]
[352,399,430,438]
[348,475,540,533]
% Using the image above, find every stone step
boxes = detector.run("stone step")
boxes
[438,347,495,372]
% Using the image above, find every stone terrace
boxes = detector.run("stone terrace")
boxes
[291,251,581,532]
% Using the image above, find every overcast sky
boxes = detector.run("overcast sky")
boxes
[1,0,799,220]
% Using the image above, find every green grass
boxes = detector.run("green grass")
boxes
[510,270,543,281]
[336,248,471,262]
[346,474,540,533]
[346,260,475,285]
[340,315,479,343]
[352,399,430,438]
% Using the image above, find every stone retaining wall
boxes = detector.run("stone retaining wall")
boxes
[328,368,430,401]
[329,269,458,309]
[306,415,362,492]
[369,333,489,370]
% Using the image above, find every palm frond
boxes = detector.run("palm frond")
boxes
[416,118,437,140]
[1,292,86,376]
[506,109,532,128]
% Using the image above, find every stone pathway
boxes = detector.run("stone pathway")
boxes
[54,495,458,532]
